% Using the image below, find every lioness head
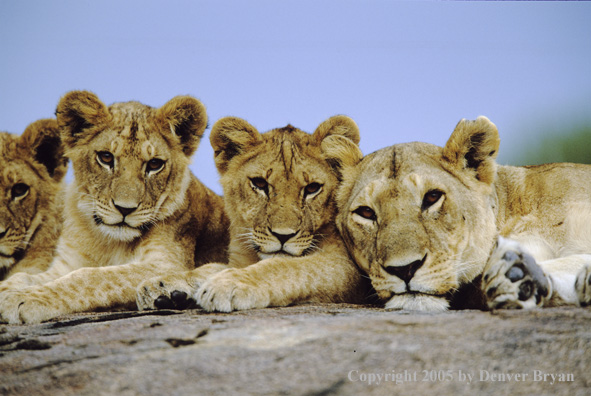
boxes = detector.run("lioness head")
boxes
[210,115,361,260]
[336,116,500,311]
[0,119,67,268]
[56,91,207,242]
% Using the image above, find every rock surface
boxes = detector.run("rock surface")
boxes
[1,304,589,396]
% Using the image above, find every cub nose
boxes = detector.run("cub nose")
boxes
[384,255,427,284]
[0,227,7,239]
[269,229,297,246]
[114,204,137,217]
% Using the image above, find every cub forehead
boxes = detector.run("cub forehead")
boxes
[244,131,330,176]
[89,120,172,161]
[0,160,39,188]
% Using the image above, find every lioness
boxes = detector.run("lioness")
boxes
[0,119,67,280]
[136,115,371,312]
[336,116,591,311]
[0,91,229,324]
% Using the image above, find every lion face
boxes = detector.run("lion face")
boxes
[0,120,67,268]
[337,117,501,311]
[56,91,207,242]
[210,115,362,260]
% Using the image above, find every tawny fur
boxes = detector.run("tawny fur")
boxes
[336,116,591,311]
[137,115,372,312]
[0,91,229,324]
[0,119,67,280]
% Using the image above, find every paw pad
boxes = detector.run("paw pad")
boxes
[483,240,550,310]
[154,290,196,310]
[505,264,525,282]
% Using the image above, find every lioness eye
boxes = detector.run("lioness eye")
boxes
[97,151,114,168]
[11,183,29,199]
[250,177,269,193]
[304,182,322,197]
[353,206,377,221]
[422,190,444,209]
[147,158,165,173]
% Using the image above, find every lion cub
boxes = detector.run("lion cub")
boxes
[336,116,591,311]
[0,119,67,280]
[0,91,229,324]
[137,116,371,312]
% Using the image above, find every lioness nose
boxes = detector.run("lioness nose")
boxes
[114,204,137,217]
[270,229,297,246]
[384,255,427,284]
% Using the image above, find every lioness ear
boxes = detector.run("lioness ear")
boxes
[314,115,363,179]
[210,117,262,174]
[56,90,110,149]
[156,96,207,157]
[442,116,500,184]
[20,119,68,181]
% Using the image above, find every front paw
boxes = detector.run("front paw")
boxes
[482,238,550,310]
[0,289,59,324]
[197,269,270,312]
[136,274,198,311]
[575,264,591,307]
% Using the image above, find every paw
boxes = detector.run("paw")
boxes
[136,274,198,311]
[197,269,270,312]
[575,264,591,307]
[482,238,550,310]
[0,288,59,324]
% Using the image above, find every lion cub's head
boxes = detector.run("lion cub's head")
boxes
[337,116,500,311]
[56,91,207,242]
[211,115,361,260]
[0,119,67,271]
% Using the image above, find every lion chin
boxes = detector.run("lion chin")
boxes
[97,224,142,242]
[384,294,450,312]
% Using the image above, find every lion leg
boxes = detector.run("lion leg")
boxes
[0,261,173,324]
[0,257,75,292]
[136,263,228,311]
[482,237,591,309]
[197,248,367,313]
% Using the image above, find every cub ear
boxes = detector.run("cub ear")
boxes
[442,116,500,184]
[313,115,363,179]
[20,119,68,181]
[210,117,262,174]
[156,96,208,157]
[55,90,110,149]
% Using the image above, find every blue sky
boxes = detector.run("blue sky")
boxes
[1,1,590,194]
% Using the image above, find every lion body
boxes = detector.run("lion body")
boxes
[0,92,229,324]
[0,119,67,280]
[137,115,371,312]
[336,116,591,311]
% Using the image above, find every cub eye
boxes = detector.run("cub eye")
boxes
[422,190,444,210]
[353,206,377,221]
[250,177,269,193]
[304,182,322,197]
[97,151,114,168]
[11,183,30,199]
[147,158,165,173]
